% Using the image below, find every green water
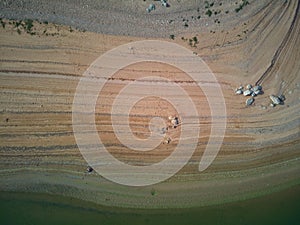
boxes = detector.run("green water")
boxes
[0,186,299,225]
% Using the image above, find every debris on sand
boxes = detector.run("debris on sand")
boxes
[172,117,179,128]
[146,4,156,13]
[246,97,255,106]
[147,1,169,13]
[253,85,262,92]
[246,84,252,90]
[235,86,244,95]
[235,89,243,95]
[243,89,252,96]
[161,0,169,7]
[161,127,168,134]
[235,84,264,106]
[278,94,286,102]
[270,95,281,105]
[168,116,180,128]
[270,94,285,106]
[164,137,171,144]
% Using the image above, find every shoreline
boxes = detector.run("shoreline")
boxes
[2,186,300,224]
[0,184,300,211]
[0,157,299,209]
[1,184,299,215]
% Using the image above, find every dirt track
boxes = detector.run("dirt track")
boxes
[0,0,299,208]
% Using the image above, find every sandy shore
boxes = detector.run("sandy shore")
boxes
[0,0,299,208]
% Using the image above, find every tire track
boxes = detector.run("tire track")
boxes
[255,0,299,86]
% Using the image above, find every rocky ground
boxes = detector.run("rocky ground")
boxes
[1,0,269,37]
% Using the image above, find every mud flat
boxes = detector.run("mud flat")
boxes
[0,0,299,208]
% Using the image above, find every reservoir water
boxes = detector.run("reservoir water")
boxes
[0,185,299,225]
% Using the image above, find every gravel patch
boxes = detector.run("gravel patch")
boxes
[0,0,233,38]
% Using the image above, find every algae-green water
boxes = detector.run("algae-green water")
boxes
[0,185,299,225]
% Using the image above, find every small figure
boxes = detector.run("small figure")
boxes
[164,137,171,144]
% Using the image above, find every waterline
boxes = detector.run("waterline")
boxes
[0,185,299,225]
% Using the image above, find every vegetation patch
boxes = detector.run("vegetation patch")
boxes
[1,18,79,36]
[192,36,198,44]
[24,19,34,32]
[150,189,156,196]
[0,18,6,28]
[235,0,250,13]
[181,35,199,48]
[204,1,214,9]
[206,9,213,17]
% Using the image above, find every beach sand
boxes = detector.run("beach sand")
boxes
[0,0,299,208]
